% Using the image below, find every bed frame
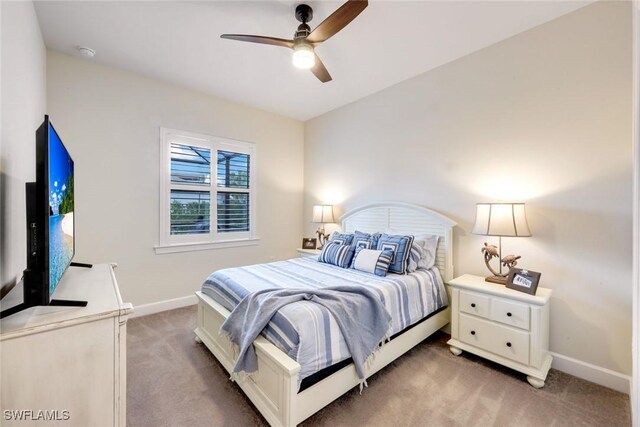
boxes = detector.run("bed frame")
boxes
[194,202,457,427]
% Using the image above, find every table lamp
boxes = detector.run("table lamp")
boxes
[312,205,335,249]
[471,203,531,284]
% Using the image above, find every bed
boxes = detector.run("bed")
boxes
[194,202,457,427]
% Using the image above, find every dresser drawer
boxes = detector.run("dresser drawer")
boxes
[459,314,530,365]
[459,291,490,319]
[490,298,530,330]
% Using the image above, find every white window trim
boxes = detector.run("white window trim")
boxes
[155,127,258,254]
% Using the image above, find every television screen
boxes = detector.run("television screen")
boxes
[47,123,74,295]
[0,116,86,319]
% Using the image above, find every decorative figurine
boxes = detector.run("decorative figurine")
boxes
[481,243,500,275]
[481,242,522,285]
[316,226,329,249]
[501,254,521,269]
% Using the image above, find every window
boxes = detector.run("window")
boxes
[157,128,257,254]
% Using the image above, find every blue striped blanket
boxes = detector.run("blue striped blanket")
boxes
[201,257,448,388]
[220,285,392,389]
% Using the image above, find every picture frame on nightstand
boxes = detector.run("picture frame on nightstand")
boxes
[506,268,541,295]
[302,238,317,250]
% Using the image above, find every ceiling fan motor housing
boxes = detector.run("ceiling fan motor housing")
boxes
[295,23,311,40]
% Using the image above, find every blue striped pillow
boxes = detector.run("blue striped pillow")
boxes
[407,242,423,273]
[351,247,394,277]
[318,241,355,268]
[376,234,414,274]
[407,235,440,272]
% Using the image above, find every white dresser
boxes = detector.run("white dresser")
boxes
[0,263,133,426]
[447,274,552,388]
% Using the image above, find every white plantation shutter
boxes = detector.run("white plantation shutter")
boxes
[217,150,250,233]
[158,128,257,253]
[169,143,212,235]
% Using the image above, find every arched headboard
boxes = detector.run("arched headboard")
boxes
[341,202,457,282]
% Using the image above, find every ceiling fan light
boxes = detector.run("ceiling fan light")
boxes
[292,45,315,69]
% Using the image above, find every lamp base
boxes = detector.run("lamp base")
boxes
[485,275,507,285]
[316,229,329,250]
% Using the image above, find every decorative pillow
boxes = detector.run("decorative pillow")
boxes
[351,230,381,250]
[406,242,425,273]
[416,234,440,270]
[406,235,440,272]
[385,229,440,273]
[351,247,394,277]
[329,232,354,246]
[376,234,414,274]
[318,241,355,268]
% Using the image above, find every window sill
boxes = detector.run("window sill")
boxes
[154,237,260,255]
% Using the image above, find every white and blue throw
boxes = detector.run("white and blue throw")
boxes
[220,285,391,389]
[201,257,448,388]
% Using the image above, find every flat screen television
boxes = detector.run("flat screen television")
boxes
[1,115,88,319]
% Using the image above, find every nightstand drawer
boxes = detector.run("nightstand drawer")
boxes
[459,291,490,319]
[459,314,530,365]
[490,298,530,330]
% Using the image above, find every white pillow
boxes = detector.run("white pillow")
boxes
[415,234,439,270]
[386,230,439,271]
[351,248,394,277]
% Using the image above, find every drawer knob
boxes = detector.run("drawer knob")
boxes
[507,312,512,317]
[506,342,512,348]
[470,330,476,336]
[471,303,476,308]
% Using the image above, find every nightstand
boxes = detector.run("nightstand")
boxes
[296,248,321,258]
[447,274,553,388]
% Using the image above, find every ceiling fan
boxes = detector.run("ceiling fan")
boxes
[220,0,369,83]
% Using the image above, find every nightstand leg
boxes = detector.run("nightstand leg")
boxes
[449,345,463,356]
[195,335,203,344]
[526,376,545,388]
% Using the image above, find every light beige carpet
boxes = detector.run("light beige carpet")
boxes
[127,306,630,427]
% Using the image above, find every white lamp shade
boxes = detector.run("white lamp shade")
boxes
[312,205,335,223]
[471,203,531,237]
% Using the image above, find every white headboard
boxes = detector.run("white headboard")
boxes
[341,202,457,282]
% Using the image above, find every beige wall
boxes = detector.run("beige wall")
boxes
[46,51,304,306]
[305,1,633,375]
[0,1,47,291]
[21,0,632,382]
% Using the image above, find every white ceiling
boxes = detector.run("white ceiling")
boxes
[34,1,591,121]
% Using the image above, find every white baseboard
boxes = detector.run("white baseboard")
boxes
[551,351,631,394]
[131,294,197,318]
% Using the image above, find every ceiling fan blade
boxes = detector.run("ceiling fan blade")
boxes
[220,34,294,49]
[310,54,332,83]
[306,0,368,44]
